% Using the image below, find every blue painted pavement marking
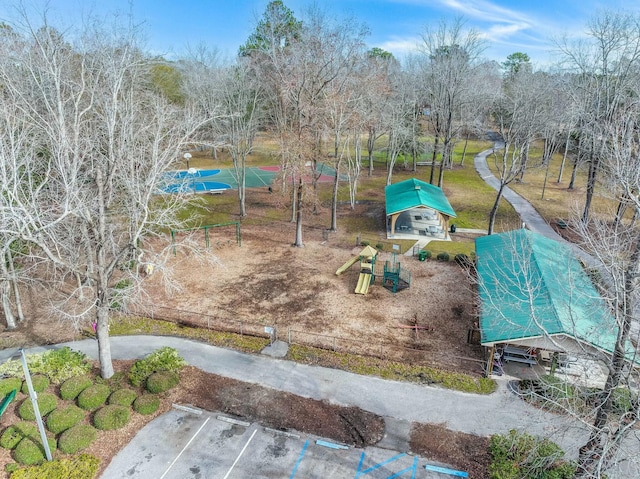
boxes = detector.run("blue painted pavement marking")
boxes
[355,452,417,478]
[289,439,309,479]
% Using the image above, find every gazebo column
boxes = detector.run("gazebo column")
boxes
[390,214,399,234]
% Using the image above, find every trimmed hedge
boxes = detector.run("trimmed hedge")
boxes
[59,376,93,401]
[146,371,179,394]
[58,424,97,454]
[436,251,450,262]
[0,378,22,397]
[108,388,138,407]
[77,384,110,411]
[46,405,84,434]
[93,405,130,431]
[133,395,159,415]
[9,454,100,479]
[18,393,58,421]
[20,375,50,395]
[0,422,38,450]
[14,437,57,466]
[129,347,186,387]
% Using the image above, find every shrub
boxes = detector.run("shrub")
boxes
[18,393,57,421]
[359,240,370,246]
[60,376,93,401]
[46,405,84,434]
[489,429,576,479]
[0,348,91,385]
[375,243,384,251]
[128,347,186,387]
[93,405,130,430]
[421,250,432,259]
[13,437,56,466]
[436,251,450,262]
[9,454,100,479]
[21,375,50,395]
[0,378,22,397]
[146,371,179,394]
[454,253,474,270]
[108,388,138,407]
[58,425,97,454]
[133,395,159,415]
[0,422,38,450]
[77,384,110,411]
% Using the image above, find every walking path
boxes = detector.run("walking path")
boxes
[474,144,596,266]
[0,336,588,457]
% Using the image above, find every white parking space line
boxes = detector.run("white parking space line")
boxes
[160,416,210,479]
[222,428,258,479]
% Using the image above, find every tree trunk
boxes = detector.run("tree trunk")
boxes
[367,129,375,177]
[582,146,600,224]
[460,131,470,166]
[429,133,439,185]
[568,156,579,190]
[95,291,114,378]
[0,251,16,329]
[329,159,341,232]
[488,184,505,235]
[557,130,571,183]
[7,248,24,322]
[290,173,296,223]
[293,179,304,247]
[237,156,247,217]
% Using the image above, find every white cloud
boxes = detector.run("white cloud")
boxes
[377,36,422,56]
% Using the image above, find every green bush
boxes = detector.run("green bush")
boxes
[421,250,432,259]
[46,405,85,434]
[93,405,130,430]
[108,388,138,407]
[77,384,110,411]
[375,243,384,251]
[60,376,93,401]
[359,240,370,246]
[489,429,576,479]
[13,437,56,466]
[128,347,186,387]
[58,425,97,454]
[21,375,50,395]
[436,251,450,262]
[133,395,159,415]
[0,348,91,385]
[612,388,638,414]
[5,462,19,473]
[18,393,57,421]
[0,422,38,450]
[146,371,179,394]
[0,378,22,397]
[9,454,100,479]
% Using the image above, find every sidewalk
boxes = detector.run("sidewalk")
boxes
[0,336,588,457]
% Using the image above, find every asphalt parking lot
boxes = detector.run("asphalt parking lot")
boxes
[101,407,464,479]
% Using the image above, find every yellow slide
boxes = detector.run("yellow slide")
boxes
[335,256,359,275]
[355,273,372,295]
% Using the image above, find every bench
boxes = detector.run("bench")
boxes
[502,345,538,366]
[503,355,537,366]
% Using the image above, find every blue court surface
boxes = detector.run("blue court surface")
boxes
[160,164,341,193]
[101,409,465,479]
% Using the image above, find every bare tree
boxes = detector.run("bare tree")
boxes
[487,69,546,234]
[420,18,485,187]
[0,16,211,378]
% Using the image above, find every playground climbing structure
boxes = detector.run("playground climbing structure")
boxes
[382,253,411,293]
[335,246,378,295]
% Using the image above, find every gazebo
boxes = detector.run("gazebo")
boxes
[475,229,637,373]
[385,178,456,240]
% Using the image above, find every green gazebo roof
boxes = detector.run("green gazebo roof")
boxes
[385,178,456,217]
[476,229,633,359]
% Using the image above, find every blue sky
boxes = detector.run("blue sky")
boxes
[1,0,640,66]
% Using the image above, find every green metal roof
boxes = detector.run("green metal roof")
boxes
[385,178,456,217]
[476,229,633,358]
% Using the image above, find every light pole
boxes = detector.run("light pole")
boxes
[15,349,52,461]
[183,152,192,170]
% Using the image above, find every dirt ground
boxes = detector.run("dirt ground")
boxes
[0,189,489,477]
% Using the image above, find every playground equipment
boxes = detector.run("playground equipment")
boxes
[335,245,378,295]
[383,252,411,293]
